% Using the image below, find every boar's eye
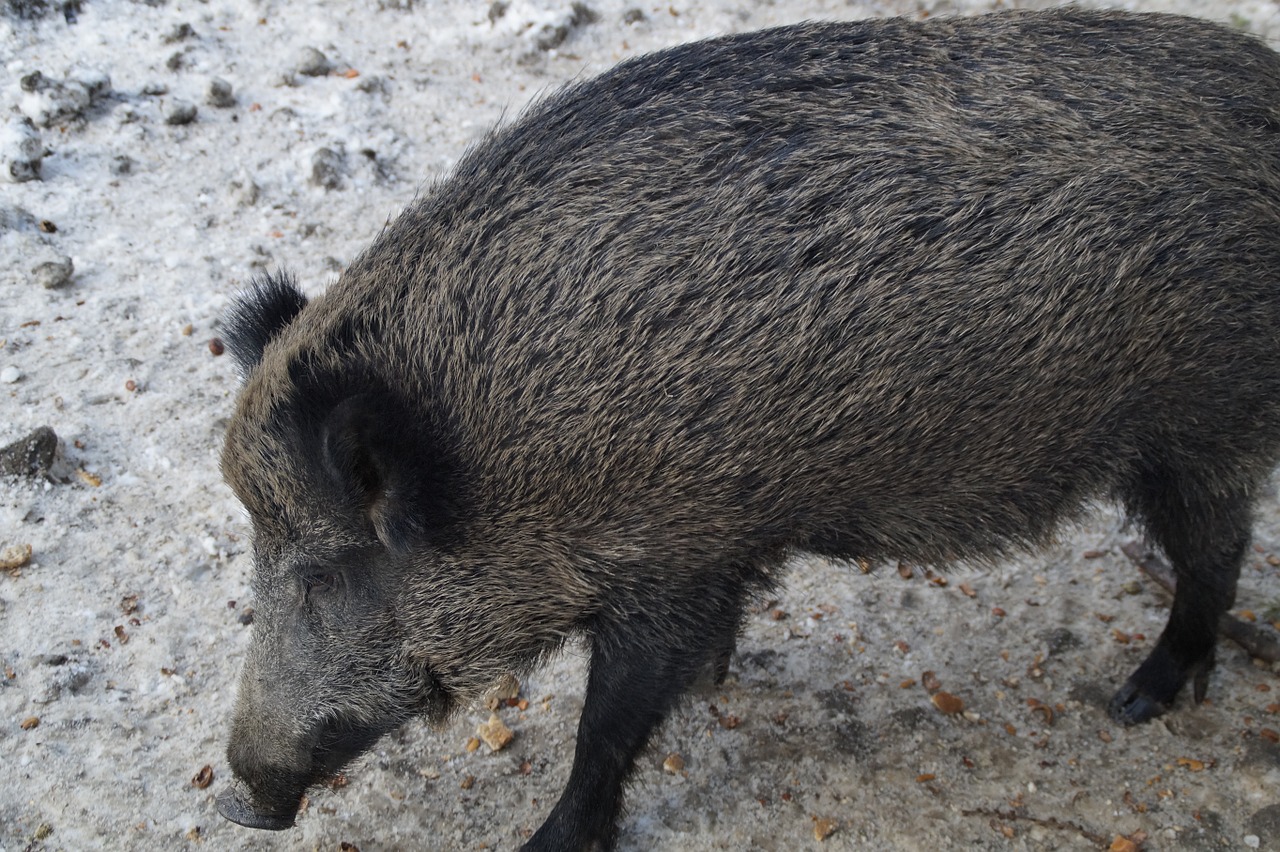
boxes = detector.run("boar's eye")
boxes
[301,570,344,599]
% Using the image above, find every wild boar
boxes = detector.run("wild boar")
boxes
[215,8,1280,849]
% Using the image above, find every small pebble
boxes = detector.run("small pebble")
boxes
[0,367,21,384]
[229,174,259,207]
[1,117,42,183]
[164,100,198,126]
[206,77,235,108]
[0,543,32,571]
[477,713,514,751]
[33,256,73,289]
[296,47,331,77]
[0,426,58,477]
[532,3,599,51]
[310,147,344,190]
[162,22,195,44]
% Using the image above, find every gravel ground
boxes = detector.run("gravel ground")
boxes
[2,0,1279,849]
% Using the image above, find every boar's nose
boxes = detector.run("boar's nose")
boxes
[216,782,297,831]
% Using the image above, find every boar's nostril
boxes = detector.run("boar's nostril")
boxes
[216,783,298,831]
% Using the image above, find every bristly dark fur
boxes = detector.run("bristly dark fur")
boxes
[215,9,1280,851]
[222,271,308,377]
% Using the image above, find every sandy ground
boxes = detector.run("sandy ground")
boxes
[3,0,1280,849]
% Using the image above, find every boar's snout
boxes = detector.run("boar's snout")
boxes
[218,690,315,831]
[220,673,395,831]
[218,736,309,831]
[216,782,297,831]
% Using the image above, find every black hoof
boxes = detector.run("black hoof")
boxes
[1108,643,1216,725]
[1108,679,1169,725]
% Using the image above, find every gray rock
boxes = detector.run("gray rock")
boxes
[32,654,96,704]
[533,2,598,51]
[161,22,194,44]
[18,69,111,127]
[0,426,58,478]
[33,256,73,289]
[229,172,259,207]
[296,47,331,77]
[206,77,235,108]
[1,116,42,182]
[309,147,344,190]
[164,99,197,126]
[3,0,82,21]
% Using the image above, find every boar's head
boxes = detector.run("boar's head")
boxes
[214,272,459,829]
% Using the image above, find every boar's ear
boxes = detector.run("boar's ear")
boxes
[223,271,309,376]
[320,394,441,551]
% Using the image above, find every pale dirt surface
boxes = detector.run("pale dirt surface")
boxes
[2,0,1280,849]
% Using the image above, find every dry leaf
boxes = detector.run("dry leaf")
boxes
[812,817,837,841]
[192,765,214,789]
[932,691,964,715]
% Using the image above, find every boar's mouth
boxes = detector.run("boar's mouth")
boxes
[216,781,299,830]
[219,714,389,831]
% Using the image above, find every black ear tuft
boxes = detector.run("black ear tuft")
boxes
[223,271,309,376]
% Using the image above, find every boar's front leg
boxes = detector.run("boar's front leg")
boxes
[522,579,749,852]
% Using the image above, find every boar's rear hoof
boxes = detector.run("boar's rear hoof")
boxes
[216,784,297,831]
[1108,680,1170,726]
[1107,645,1214,726]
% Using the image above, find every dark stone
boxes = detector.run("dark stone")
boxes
[0,426,58,478]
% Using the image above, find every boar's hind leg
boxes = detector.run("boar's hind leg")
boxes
[1110,467,1249,725]
[522,583,748,852]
